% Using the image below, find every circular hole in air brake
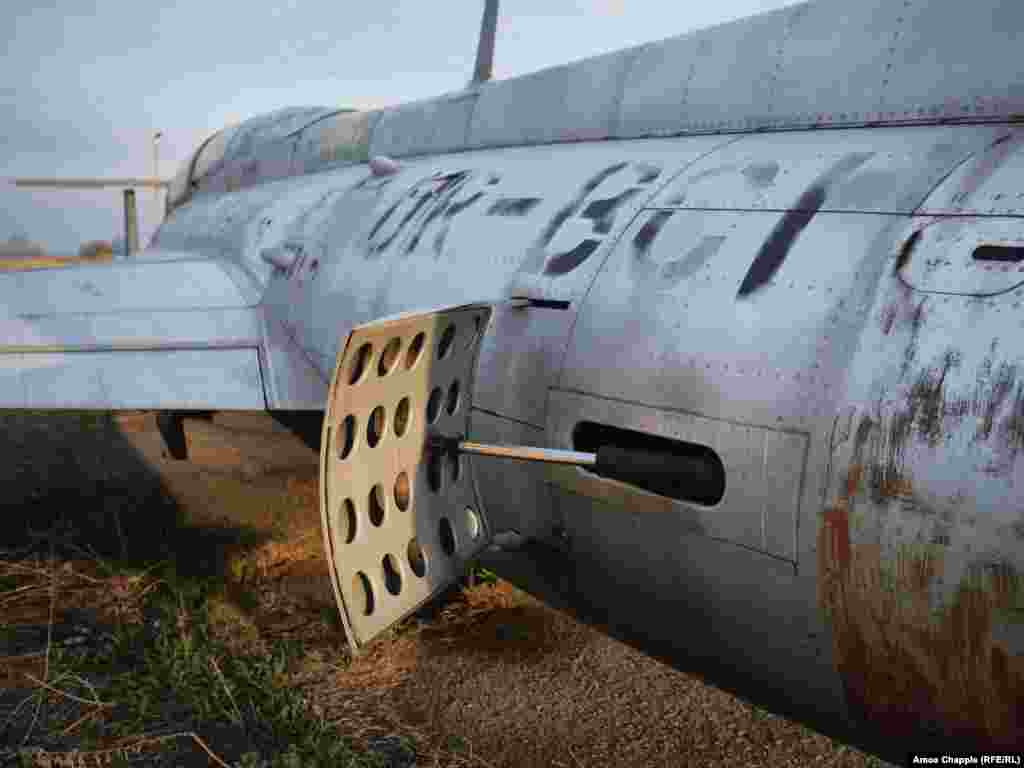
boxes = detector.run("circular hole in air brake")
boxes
[367,406,386,448]
[426,387,443,424]
[394,397,411,437]
[369,484,386,526]
[466,314,483,350]
[337,415,357,460]
[341,498,357,543]
[350,343,373,384]
[382,554,403,596]
[405,332,425,370]
[427,450,443,493]
[353,572,374,616]
[437,322,456,360]
[407,538,427,578]
[394,471,410,511]
[439,517,457,556]
[378,337,402,376]
[464,506,481,541]
[446,379,460,416]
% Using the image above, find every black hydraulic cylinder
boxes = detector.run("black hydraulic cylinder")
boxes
[429,435,725,505]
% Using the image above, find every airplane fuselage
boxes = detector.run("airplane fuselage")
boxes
[152,117,1024,758]
[6,0,1024,760]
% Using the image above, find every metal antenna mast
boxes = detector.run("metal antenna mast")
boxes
[470,0,498,85]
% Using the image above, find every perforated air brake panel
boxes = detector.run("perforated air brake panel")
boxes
[319,303,493,651]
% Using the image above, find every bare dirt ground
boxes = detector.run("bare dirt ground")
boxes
[0,411,896,767]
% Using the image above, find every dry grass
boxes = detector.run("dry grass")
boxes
[0,547,895,768]
[0,411,899,767]
[0,255,111,271]
[0,555,157,631]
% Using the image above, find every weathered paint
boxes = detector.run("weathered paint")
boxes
[485,197,542,217]
[11,0,1024,761]
[167,0,1024,215]
[649,129,1001,214]
[521,161,665,278]
[632,209,674,253]
[824,192,1024,746]
[363,171,497,260]
[820,447,1024,748]
[736,184,824,297]
[629,210,726,290]
[742,161,780,188]
[898,215,1024,297]
[924,129,1024,215]
[818,493,1024,748]
[737,152,874,297]
[547,390,804,560]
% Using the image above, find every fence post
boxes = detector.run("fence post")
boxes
[123,188,138,256]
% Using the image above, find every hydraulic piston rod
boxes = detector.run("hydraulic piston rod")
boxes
[428,435,721,502]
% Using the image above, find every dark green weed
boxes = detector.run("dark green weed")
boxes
[28,568,387,768]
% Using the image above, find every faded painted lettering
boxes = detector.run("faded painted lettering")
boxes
[486,197,543,217]
[737,152,874,298]
[630,210,726,290]
[521,161,664,278]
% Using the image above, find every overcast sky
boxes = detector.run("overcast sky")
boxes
[1,0,799,254]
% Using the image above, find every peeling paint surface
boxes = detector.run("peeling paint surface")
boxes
[898,215,1024,296]
[247,137,728,426]
[518,160,667,278]
[818,493,1024,748]
[148,108,1024,756]
[99,0,1024,757]
[649,129,1002,214]
[826,216,1024,745]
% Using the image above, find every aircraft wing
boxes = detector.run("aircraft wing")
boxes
[0,253,269,410]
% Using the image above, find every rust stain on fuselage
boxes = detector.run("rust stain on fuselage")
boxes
[998,383,1024,460]
[977,361,1016,443]
[822,308,1024,746]
[898,298,928,380]
[819,489,1024,748]
[906,347,959,447]
[874,343,1024,476]
[855,351,965,502]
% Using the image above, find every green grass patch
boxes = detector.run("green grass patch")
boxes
[9,561,387,768]
[471,564,498,586]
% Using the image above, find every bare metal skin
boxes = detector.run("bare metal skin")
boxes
[4,0,1024,760]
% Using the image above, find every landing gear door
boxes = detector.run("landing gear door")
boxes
[319,303,493,651]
